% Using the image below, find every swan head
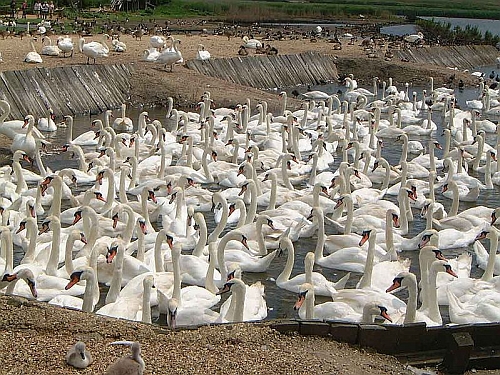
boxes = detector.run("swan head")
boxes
[359,228,376,246]
[364,304,392,323]
[105,243,120,264]
[294,283,313,310]
[430,260,458,278]
[491,209,500,225]
[226,263,242,281]
[417,229,439,249]
[167,298,178,329]
[65,268,90,290]
[2,269,37,297]
[386,271,415,293]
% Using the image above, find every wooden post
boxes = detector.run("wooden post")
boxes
[441,332,474,374]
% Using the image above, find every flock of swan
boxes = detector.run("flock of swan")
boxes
[1,72,500,336]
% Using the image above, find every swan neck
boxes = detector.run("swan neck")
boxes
[245,182,257,225]
[358,233,376,289]
[45,221,61,276]
[482,231,498,281]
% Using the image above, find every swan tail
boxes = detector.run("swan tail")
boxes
[333,272,350,290]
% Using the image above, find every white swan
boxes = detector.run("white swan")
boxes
[112,103,134,132]
[24,39,42,63]
[79,37,109,64]
[37,107,57,132]
[216,277,267,322]
[294,283,393,323]
[41,36,61,56]
[157,37,182,71]
[57,36,74,57]
[196,44,210,60]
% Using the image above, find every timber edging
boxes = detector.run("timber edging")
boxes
[0,64,133,120]
[186,51,339,90]
[270,320,500,373]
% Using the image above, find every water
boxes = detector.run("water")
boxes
[17,77,500,324]
[381,17,500,38]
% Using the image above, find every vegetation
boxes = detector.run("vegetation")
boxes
[417,18,500,47]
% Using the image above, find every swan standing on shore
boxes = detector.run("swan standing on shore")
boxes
[157,37,182,71]
[57,36,74,57]
[79,37,109,64]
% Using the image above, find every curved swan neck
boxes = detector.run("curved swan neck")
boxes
[208,194,228,243]
[267,173,277,211]
[45,218,61,276]
[358,231,376,289]
[277,238,294,284]
[245,181,257,225]
[404,274,418,324]
[482,230,499,281]
[192,214,208,258]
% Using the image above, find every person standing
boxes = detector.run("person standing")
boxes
[34,0,41,18]
[41,1,48,19]
[48,0,54,19]
[21,0,27,18]
[10,0,16,18]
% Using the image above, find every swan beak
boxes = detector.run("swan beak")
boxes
[168,193,177,205]
[267,219,275,230]
[392,214,400,229]
[16,221,26,234]
[65,271,83,290]
[329,179,336,189]
[386,278,402,293]
[22,154,33,164]
[80,233,88,245]
[139,221,147,235]
[38,222,50,235]
[112,213,119,229]
[22,117,29,128]
[417,234,431,249]
[358,230,370,246]
[1,274,17,282]
[106,246,118,263]
[240,236,249,250]
[237,166,244,177]
[226,270,236,281]
[433,250,448,261]
[96,193,106,203]
[379,307,392,323]
[228,204,236,217]
[216,283,232,295]
[129,138,135,148]
[294,291,307,310]
[148,191,157,204]
[238,184,248,197]
[187,215,192,227]
[442,184,448,193]
[96,172,104,185]
[435,142,443,150]
[168,309,177,329]
[491,212,497,225]
[334,198,344,209]
[320,186,328,196]
[372,161,379,172]
[93,131,100,140]
[27,279,37,298]
[444,264,458,278]
[72,211,82,225]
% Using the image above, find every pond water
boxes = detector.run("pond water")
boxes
[14,71,500,324]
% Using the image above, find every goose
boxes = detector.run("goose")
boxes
[157,37,182,71]
[196,43,210,60]
[24,39,42,63]
[57,35,74,57]
[65,342,93,369]
[79,36,109,64]
[112,103,134,132]
[40,36,61,56]
[294,283,393,323]
[105,341,144,375]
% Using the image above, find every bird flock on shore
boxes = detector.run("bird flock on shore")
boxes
[1,71,500,372]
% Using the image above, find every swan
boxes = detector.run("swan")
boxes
[57,36,74,57]
[63,267,98,312]
[150,35,166,49]
[79,36,109,64]
[65,342,93,369]
[37,107,57,132]
[275,238,350,296]
[105,341,144,375]
[112,103,134,132]
[386,261,457,326]
[0,268,38,298]
[157,37,182,71]
[294,283,393,323]
[216,277,267,322]
[40,36,61,56]
[142,47,160,62]
[403,32,423,44]
[242,35,262,49]
[24,39,42,63]
[196,44,210,60]
[11,115,37,158]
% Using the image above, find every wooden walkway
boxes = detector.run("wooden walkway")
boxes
[397,45,497,70]
[0,64,133,120]
[186,51,339,90]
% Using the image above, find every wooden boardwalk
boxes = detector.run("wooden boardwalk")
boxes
[186,51,339,90]
[0,64,133,120]
[397,45,497,70]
